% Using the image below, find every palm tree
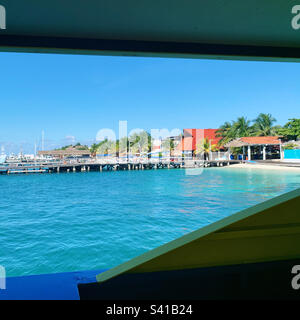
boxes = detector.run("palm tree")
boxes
[216,117,252,145]
[252,113,277,136]
[233,117,252,137]
[118,133,152,159]
[90,143,98,157]
[216,121,235,145]
[94,139,111,156]
[106,140,117,156]
[129,131,149,155]
[161,138,175,153]
[195,138,217,160]
[119,137,129,154]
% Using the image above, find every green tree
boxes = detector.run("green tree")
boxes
[58,143,88,151]
[92,139,115,156]
[233,117,252,137]
[76,145,89,151]
[119,137,129,155]
[252,113,277,136]
[90,143,99,157]
[216,117,252,145]
[278,118,300,140]
[216,121,235,145]
[59,145,72,151]
[283,142,298,150]
[129,131,151,155]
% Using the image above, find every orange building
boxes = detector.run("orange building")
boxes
[175,129,221,156]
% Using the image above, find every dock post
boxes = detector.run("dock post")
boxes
[73,167,76,172]
[280,142,283,160]
[263,146,266,161]
[57,167,60,173]
[128,164,130,170]
[248,145,251,161]
[100,166,103,172]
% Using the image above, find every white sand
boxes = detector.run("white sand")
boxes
[224,163,300,171]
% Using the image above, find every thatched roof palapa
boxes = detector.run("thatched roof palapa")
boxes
[224,139,245,148]
[224,136,282,148]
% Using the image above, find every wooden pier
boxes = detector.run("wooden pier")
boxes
[0,159,242,175]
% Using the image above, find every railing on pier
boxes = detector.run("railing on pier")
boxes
[0,155,242,175]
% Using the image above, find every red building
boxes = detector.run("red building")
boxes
[175,129,221,156]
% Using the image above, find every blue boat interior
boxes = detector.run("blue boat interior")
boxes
[0,269,105,300]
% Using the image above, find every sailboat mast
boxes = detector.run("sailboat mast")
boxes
[41,130,45,151]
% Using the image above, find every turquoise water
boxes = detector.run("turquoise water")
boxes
[0,167,299,277]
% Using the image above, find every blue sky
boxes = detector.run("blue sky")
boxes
[0,52,299,154]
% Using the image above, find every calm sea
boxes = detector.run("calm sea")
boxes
[0,167,299,277]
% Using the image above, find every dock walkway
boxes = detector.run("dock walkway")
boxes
[0,159,241,175]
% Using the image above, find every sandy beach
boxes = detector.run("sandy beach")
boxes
[224,163,300,171]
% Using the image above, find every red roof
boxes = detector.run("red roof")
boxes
[239,136,281,145]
